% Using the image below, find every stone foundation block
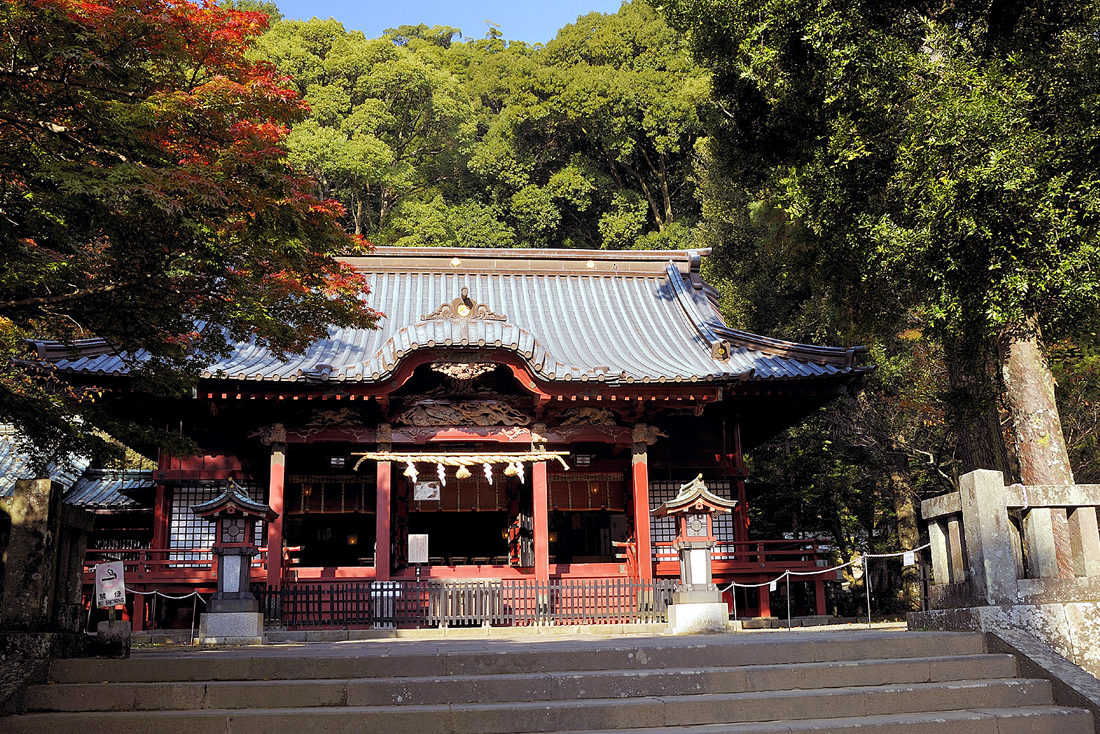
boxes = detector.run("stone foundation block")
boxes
[197,612,263,645]
[667,601,729,634]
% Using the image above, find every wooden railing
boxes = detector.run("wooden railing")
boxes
[82,547,269,586]
[654,538,827,569]
[254,578,677,630]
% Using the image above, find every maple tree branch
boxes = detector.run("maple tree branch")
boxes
[0,68,143,98]
[0,111,138,164]
[0,278,149,310]
[0,110,78,134]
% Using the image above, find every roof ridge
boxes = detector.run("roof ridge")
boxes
[360,246,712,260]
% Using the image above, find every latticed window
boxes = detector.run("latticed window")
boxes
[649,480,734,543]
[169,485,264,565]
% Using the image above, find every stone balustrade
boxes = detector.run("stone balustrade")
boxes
[913,469,1100,679]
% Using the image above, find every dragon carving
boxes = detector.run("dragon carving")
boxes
[393,399,531,427]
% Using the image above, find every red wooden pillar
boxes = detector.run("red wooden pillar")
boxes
[534,460,549,583]
[758,581,772,618]
[631,435,653,580]
[152,451,172,551]
[733,421,750,543]
[132,591,145,632]
[814,578,827,616]
[265,442,286,588]
[151,484,170,550]
[375,461,392,581]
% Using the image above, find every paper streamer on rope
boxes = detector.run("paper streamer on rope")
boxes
[403,462,418,483]
[437,463,446,486]
[484,463,493,485]
[516,462,525,484]
[353,450,570,472]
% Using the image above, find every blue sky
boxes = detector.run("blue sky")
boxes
[271,1,628,44]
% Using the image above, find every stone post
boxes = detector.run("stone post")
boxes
[958,470,1018,605]
[0,479,62,632]
[1067,506,1100,577]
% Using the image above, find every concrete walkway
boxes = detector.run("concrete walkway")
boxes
[125,621,914,663]
[130,620,910,649]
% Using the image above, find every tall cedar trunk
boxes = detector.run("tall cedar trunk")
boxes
[999,313,1075,578]
[892,466,922,611]
[941,331,1014,477]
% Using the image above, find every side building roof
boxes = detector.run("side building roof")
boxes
[31,248,869,387]
[0,432,151,510]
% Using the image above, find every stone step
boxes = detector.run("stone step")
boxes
[24,653,1020,712]
[5,678,1057,734]
[46,631,988,684]
[557,706,1095,734]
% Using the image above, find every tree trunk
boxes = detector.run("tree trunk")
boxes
[999,313,1075,578]
[892,468,922,611]
[941,331,1014,478]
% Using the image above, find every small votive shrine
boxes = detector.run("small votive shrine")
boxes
[192,480,277,644]
[652,474,736,634]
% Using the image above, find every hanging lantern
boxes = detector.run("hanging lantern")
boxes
[403,462,418,483]
[437,463,447,486]
[483,462,494,485]
[504,462,518,477]
[455,464,472,479]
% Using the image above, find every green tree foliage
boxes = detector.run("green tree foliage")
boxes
[251,18,476,236]
[662,0,1100,484]
[0,0,378,466]
[467,1,709,248]
[257,2,708,249]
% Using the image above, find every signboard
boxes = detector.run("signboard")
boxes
[408,534,429,565]
[414,481,441,501]
[94,561,126,609]
[903,551,916,567]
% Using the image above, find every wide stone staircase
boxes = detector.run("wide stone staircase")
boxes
[4,630,1094,733]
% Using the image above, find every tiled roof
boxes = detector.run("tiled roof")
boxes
[32,248,868,386]
[0,432,89,495]
[0,433,151,509]
[67,470,153,509]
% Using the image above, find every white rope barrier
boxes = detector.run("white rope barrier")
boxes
[124,588,208,602]
[719,543,933,629]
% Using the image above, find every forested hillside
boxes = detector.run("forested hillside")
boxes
[243,0,1100,609]
[249,2,705,250]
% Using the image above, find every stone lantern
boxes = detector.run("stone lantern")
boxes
[652,473,736,634]
[192,480,277,644]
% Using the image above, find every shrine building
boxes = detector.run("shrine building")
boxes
[31,247,869,628]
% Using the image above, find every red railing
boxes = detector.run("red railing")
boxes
[654,538,828,573]
[82,547,270,586]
